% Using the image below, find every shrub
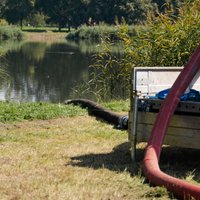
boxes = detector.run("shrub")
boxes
[87,0,200,101]
[25,12,47,27]
[120,0,200,67]
[0,25,24,40]
[66,23,140,41]
[0,19,8,26]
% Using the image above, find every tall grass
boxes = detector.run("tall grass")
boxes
[119,0,200,67]
[83,0,200,101]
[66,23,143,41]
[0,26,24,40]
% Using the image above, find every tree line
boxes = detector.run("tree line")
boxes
[0,0,185,30]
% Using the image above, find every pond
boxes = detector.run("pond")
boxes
[0,39,124,103]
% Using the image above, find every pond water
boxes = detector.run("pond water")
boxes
[0,39,123,103]
[0,40,94,102]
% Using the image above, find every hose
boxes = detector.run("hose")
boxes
[143,44,200,199]
[65,99,128,129]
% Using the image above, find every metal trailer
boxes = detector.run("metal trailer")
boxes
[128,67,200,161]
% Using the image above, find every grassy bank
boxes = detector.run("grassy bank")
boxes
[0,101,200,199]
[22,26,68,42]
[0,26,24,40]
[0,101,87,123]
[66,24,144,41]
[0,100,130,123]
[0,25,68,42]
[22,26,69,33]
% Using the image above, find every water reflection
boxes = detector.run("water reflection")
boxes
[0,40,92,102]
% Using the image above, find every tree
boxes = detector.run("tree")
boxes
[3,0,35,29]
[36,0,87,31]
[112,0,156,24]
[0,0,6,18]
[26,12,47,27]
[83,0,156,25]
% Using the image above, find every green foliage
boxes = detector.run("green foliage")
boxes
[25,12,47,27]
[120,0,200,67]
[67,24,118,41]
[0,102,87,123]
[36,0,86,31]
[0,19,8,26]
[37,0,155,29]
[111,0,156,24]
[3,0,35,29]
[0,0,186,31]
[0,26,24,40]
[69,25,145,101]
[102,99,129,112]
[66,23,142,41]
[87,0,200,101]
[88,36,129,101]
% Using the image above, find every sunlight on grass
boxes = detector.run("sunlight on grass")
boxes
[0,115,155,200]
[102,99,129,112]
[0,104,199,199]
[0,102,87,123]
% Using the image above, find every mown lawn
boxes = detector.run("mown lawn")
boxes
[0,102,200,199]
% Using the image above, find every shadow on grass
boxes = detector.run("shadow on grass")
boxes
[52,30,69,33]
[68,142,200,183]
[22,29,47,32]
[160,147,200,183]
[68,142,144,175]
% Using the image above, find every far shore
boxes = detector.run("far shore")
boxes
[24,31,68,42]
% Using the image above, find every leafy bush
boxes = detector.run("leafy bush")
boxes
[66,23,141,41]
[25,12,47,27]
[0,19,8,26]
[86,0,200,101]
[0,26,24,40]
[88,36,129,101]
[120,0,200,67]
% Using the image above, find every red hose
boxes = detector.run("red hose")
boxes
[143,44,200,199]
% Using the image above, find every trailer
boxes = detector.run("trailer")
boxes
[128,67,200,160]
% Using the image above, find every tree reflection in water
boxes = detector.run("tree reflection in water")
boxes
[2,41,92,102]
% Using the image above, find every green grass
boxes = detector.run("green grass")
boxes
[0,101,87,123]
[0,100,199,199]
[22,26,69,33]
[0,100,129,123]
[0,114,171,200]
[103,99,129,112]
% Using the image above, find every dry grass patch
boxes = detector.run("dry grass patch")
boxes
[0,116,155,200]
[0,115,186,200]
[24,32,67,42]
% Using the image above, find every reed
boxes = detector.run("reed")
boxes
[66,23,141,41]
[86,0,200,101]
